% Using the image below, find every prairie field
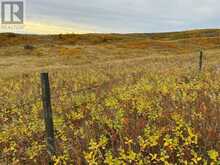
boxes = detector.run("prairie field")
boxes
[0,29,220,164]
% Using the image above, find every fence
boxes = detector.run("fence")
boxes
[1,51,205,164]
[39,51,205,163]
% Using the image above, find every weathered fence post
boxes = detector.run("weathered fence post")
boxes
[199,50,203,72]
[41,73,56,163]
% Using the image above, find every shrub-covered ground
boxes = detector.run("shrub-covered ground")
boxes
[0,30,220,164]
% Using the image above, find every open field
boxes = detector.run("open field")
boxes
[0,29,220,164]
[0,29,220,76]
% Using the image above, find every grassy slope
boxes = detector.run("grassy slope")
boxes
[0,29,219,164]
[0,29,220,77]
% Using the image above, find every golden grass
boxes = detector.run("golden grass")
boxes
[0,29,219,164]
[58,47,82,56]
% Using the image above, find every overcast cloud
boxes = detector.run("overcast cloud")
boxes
[4,0,220,33]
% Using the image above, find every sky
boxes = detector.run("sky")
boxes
[1,0,220,34]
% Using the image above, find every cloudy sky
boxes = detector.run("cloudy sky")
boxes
[1,0,220,34]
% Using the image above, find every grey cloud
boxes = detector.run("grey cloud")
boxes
[27,0,220,32]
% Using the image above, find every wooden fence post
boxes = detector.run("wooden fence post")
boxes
[41,73,56,163]
[199,50,203,72]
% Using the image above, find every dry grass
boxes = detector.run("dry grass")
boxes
[0,29,219,164]
[0,29,219,77]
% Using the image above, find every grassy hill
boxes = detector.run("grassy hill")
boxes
[0,29,219,164]
[0,29,220,76]
[1,28,220,48]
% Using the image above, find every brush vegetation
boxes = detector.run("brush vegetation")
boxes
[0,29,219,164]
